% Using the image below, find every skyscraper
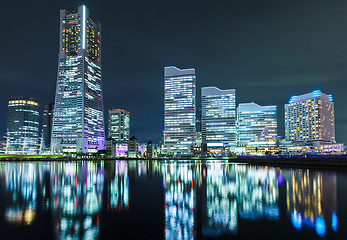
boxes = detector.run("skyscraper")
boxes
[108,109,130,143]
[51,5,105,153]
[285,90,335,142]
[42,103,54,150]
[6,97,40,154]
[237,102,277,146]
[201,87,236,147]
[164,66,196,154]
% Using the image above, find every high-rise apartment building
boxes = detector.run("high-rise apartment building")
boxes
[6,97,40,154]
[42,103,54,150]
[108,109,130,143]
[164,66,196,154]
[51,5,105,153]
[201,87,236,147]
[285,90,335,142]
[237,102,277,146]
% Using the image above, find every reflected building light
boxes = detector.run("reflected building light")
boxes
[315,216,326,237]
[285,170,337,237]
[204,166,238,236]
[110,161,129,210]
[52,161,104,239]
[237,166,279,220]
[291,211,302,230]
[5,209,23,224]
[24,209,36,225]
[332,212,338,232]
[164,164,195,240]
[4,163,38,225]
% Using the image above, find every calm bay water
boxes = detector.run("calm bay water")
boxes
[0,160,346,239]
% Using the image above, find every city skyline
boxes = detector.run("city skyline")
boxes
[2,0,347,144]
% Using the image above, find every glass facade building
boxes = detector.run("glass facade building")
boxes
[201,87,236,147]
[108,109,130,143]
[42,103,54,150]
[6,97,40,154]
[51,5,105,153]
[237,102,277,146]
[285,90,335,142]
[164,66,196,154]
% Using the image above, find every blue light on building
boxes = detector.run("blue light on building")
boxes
[51,5,105,153]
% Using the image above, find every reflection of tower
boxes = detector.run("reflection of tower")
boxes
[163,163,195,240]
[285,170,338,237]
[203,163,238,236]
[51,162,104,239]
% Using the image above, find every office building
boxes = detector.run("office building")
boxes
[42,103,54,150]
[164,66,196,154]
[237,102,277,146]
[51,5,105,153]
[201,86,236,148]
[108,108,130,143]
[105,137,116,157]
[6,97,40,154]
[285,90,335,142]
[128,136,139,158]
[147,140,154,158]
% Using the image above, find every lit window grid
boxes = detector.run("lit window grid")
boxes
[237,109,277,146]
[108,110,130,142]
[6,100,40,154]
[201,91,236,146]
[52,8,105,154]
[285,97,335,142]
[164,74,196,153]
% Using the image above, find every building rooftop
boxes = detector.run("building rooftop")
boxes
[288,90,333,104]
[237,102,277,112]
[164,66,195,77]
[201,86,235,96]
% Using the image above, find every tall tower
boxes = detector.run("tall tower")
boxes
[108,108,130,143]
[285,90,335,142]
[51,5,105,153]
[164,66,196,154]
[201,87,236,147]
[6,97,40,154]
[236,102,277,146]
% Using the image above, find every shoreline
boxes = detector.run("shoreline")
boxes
[1,155,347,168]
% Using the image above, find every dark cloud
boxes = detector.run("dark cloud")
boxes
[1,0,347,144]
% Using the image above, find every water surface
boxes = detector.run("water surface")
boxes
[0,160,345,239]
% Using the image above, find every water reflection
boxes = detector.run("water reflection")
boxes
[285,170,338,237]
[3,163,38,225]
[202,163,279,237]
[163,162,195,240]
[51,162,104,239]
[0,160,341,239]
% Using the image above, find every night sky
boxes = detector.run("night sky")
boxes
[2,0,347,144]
